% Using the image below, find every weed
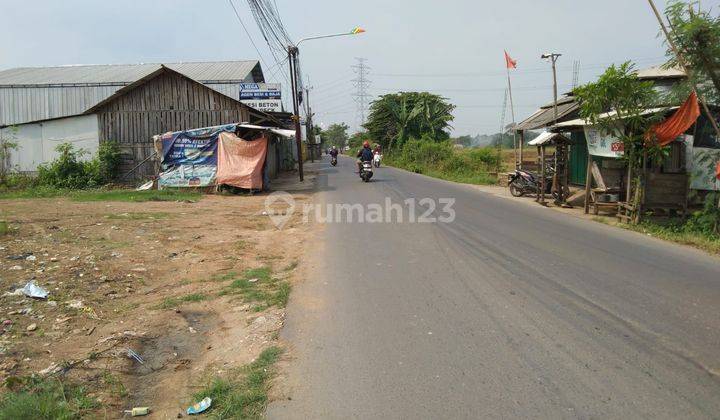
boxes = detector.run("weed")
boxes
[193,346,283,419]
[155,293,208,309]
[0,375,98,420]
[101,371,127,398]
[220,267,290,309]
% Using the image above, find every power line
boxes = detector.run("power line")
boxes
[351,57,372,131]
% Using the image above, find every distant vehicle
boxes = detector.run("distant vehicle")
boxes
[331,156,337,166]
[359,161,373,182]
[373,152,382,168]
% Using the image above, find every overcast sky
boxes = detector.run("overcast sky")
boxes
[1,0,717,136]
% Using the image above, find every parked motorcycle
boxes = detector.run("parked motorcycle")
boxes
[331,156,337,166]
[508,169,553,197]
[373,152,382,168]
[359,161,374,182]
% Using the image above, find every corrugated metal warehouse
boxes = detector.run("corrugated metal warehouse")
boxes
[0,60,292,179]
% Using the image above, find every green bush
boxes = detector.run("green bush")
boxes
[385,137,499,185]
[36,142,121,189]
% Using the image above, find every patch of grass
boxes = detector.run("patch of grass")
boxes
[101,371,127,398]
[155,293,208,309]
[0,187,202,202]
[71,189,201,202]
[220,267,290,309]
[235,240,251,251]
[105,212,171,220]
[0,375,99,420]
[594,217,720,255]
[0,220,8,236]
[193,346,283,419]
[0,186,66,199]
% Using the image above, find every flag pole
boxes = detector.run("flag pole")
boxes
[506,59,517,169]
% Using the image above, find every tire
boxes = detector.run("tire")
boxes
[509,183,524,197]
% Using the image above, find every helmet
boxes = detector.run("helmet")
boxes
[332,145,337,149]
[363,140,370,147]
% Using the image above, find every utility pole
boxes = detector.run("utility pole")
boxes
[288,46,304,181]
[351,57,371,131]
[541,53,562,124]
[305,75,315,162]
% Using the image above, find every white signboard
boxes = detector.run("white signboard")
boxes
[240,83,282,113]
[584,126,625,158]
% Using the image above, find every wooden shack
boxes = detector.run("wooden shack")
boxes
[85,66,278,179]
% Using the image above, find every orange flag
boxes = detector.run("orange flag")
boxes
[716,161,720,180]
[647,91,700,146]
[504,51,517,70]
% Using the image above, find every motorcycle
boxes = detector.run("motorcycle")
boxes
[373,153,382,168]
[331,156,337,166]
[359,161,374,182]
[508,169,553,197]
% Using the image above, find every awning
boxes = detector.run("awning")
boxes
[552,106,679,129]
[237,124,295,138]
[528,131,569,146]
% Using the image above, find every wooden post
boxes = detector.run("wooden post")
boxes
[584,156,592,214]
[519,130,524,169]
[536,145,542,202]
[540,144,546,204]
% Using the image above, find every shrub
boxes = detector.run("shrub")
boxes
[35,142,121,189]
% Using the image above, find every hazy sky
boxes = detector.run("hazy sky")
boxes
[1,0,717,135]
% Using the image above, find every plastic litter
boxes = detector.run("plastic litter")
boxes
[186,397,212,415]
[137,181,154,191]
[124,407,150,416]
[127,348,144,364]
[22,281,49,299]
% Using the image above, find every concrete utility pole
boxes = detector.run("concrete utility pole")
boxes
[541,53,562,125]
[288,46,304,181]
[351,58,371,131]
[305,76,315,162]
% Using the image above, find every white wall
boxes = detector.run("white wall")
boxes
[0,114,99,172]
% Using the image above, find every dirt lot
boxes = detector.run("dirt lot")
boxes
[0,176,316,418]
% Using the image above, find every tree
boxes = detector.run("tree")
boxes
[452,135,473,147]
[320,123,349,150]
[665,1,720,103]
[574,62,662,219]
[364,92,455,151]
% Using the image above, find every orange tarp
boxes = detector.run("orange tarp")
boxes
[647,91,700,146]
[716,161,720,180]
[216,132,268,189]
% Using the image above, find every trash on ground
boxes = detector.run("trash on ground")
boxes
[186,397,212,415]
[26,323,37,332]
[137,181,154,191]
[22,281,49,299]
[124,406,151,416]
[127,348,144,364]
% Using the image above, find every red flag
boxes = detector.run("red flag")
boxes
[646,91,700,146]
[715,161,720,180]
[504,51,517,70]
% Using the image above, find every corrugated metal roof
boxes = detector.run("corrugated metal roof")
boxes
[636,65,686,80]
[0,61,263,125]
[0,60,260,86]
[516,96,579,131]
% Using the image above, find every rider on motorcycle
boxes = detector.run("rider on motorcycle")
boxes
[329,146,339,159]
[356,141,374,173]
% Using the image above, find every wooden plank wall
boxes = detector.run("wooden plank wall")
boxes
[95,71,252,179]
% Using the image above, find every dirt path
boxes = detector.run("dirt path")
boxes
[0,175,316,418]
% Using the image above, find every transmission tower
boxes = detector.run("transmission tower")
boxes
[499,88,508,172]
[572,60,581,90]
[351,58,371,131]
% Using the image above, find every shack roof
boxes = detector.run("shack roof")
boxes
[0,61,262,86]
[516,96,579,131]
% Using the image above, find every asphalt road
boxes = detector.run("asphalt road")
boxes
[268,155,720,419]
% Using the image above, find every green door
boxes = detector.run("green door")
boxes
[569,131,588,185]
